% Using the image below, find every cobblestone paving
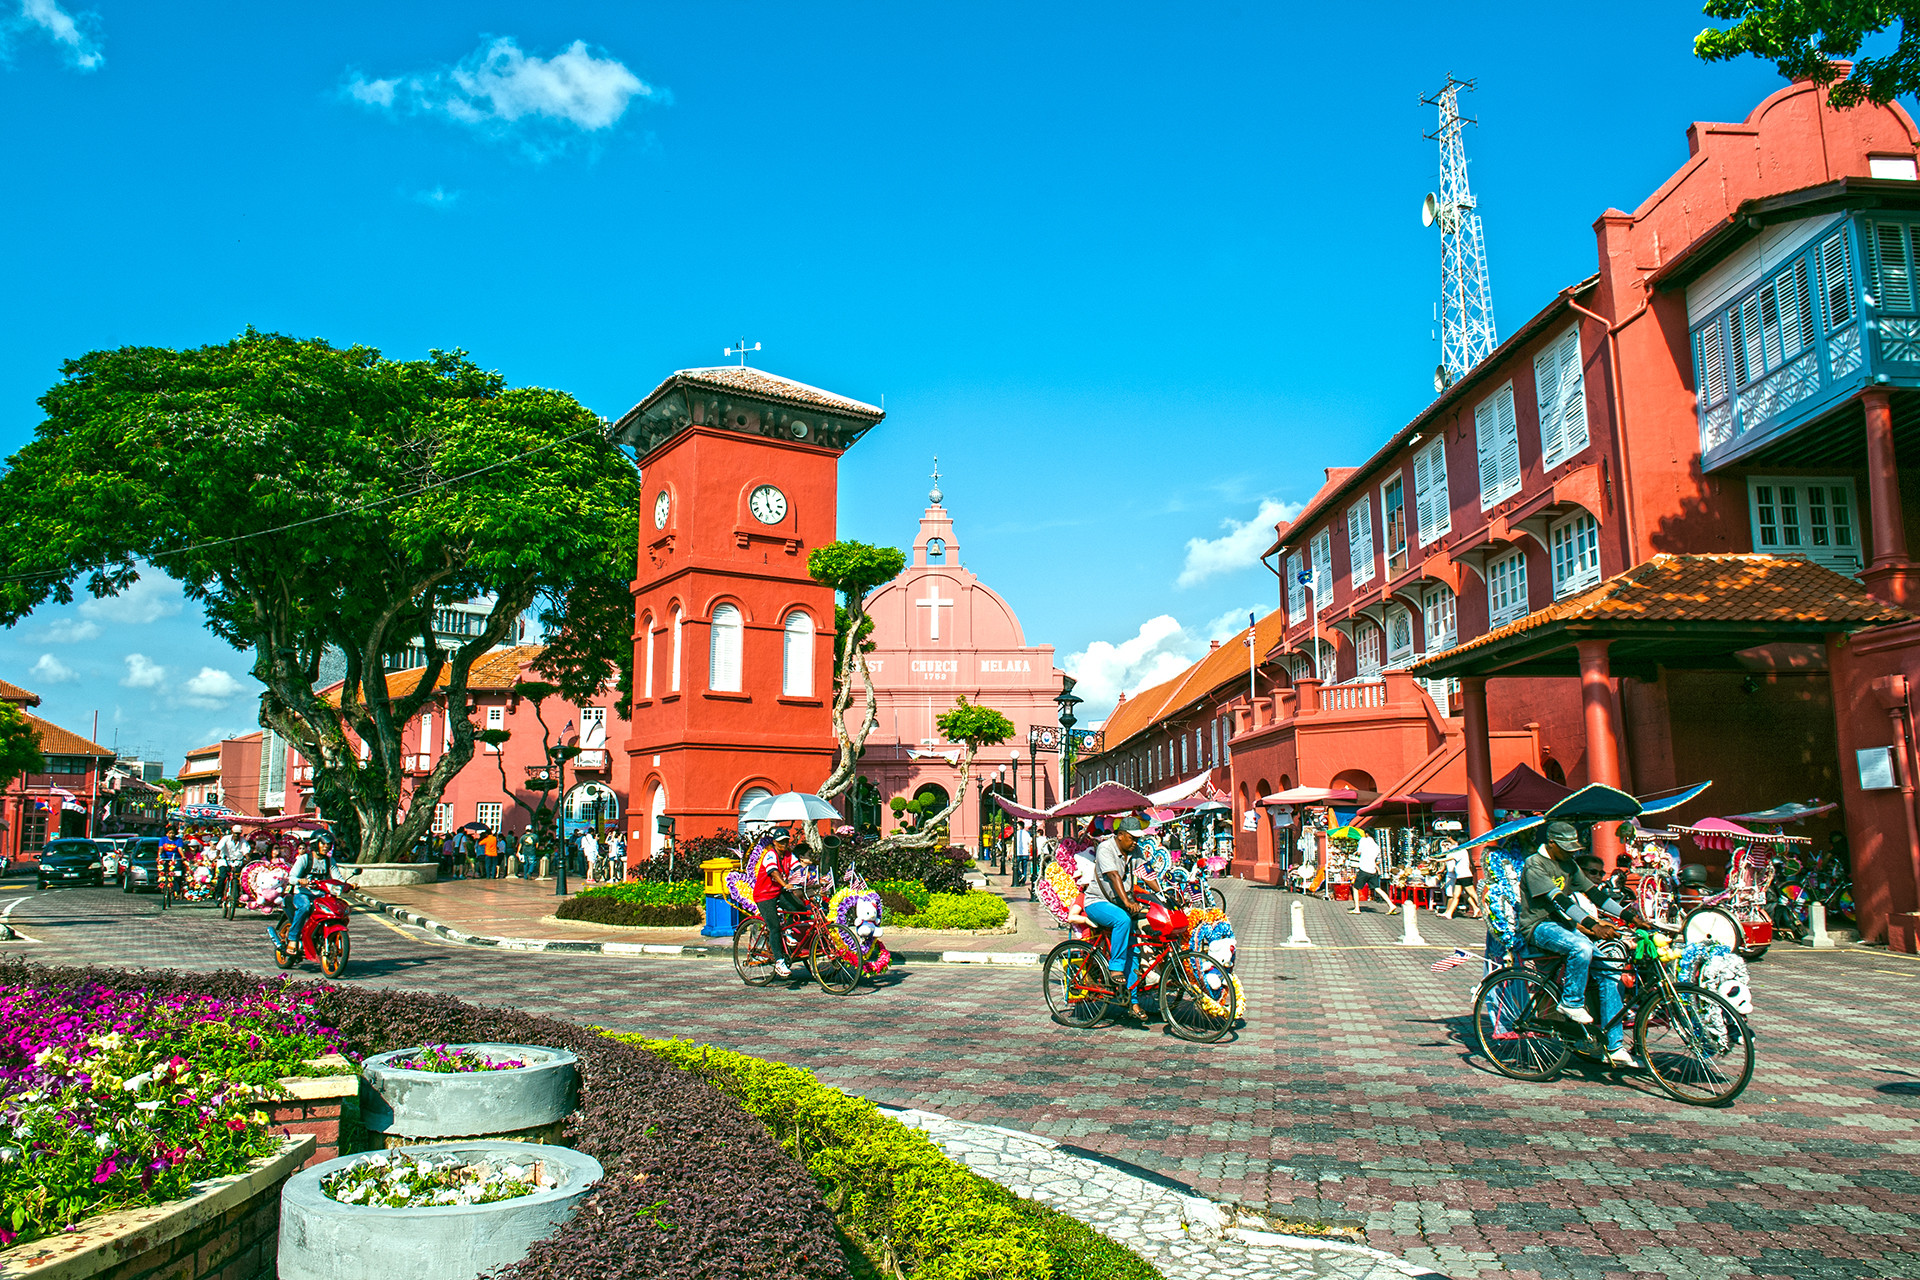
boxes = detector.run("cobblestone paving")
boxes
[6,875,1918,1280]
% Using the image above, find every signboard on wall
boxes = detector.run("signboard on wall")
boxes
[1858,746,1898,791]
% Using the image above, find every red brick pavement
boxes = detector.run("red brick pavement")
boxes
[5,871,1918,1280]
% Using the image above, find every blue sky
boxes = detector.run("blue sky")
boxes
[0,1,1802,764]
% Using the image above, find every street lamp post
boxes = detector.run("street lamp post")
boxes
[1054,676,1083,799]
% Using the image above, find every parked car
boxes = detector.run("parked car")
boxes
[120,837,163,893]
[37,838,106,889]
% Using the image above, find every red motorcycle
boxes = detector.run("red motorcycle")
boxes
[268,876,351,977]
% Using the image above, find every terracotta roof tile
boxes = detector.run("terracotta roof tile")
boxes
[640,367,883,419]
[24,713,112,757]
[317,646,547,705]
[1096,609,1288,751]
[1409,554,1909,672]
[0,679,41,707]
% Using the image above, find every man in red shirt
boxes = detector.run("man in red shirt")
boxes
[752,828,805,978]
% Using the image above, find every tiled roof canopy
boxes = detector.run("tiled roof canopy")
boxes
[25,714,113,757]
[1409,554,1910,679]
[0,679,42,707]
[318,646,546,706]
[643,367,884,418]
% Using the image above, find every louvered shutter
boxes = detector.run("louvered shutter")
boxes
[1536,327,1589,468]
[1697,322,1727,406]
[1414,439,1450,543]
[1874,222,1912,311]
[709,605,742,692]
[1475,384,1520,507]
[1821,231,1854,329]
[1347,500,1374,583]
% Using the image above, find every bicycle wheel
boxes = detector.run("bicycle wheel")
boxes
[1473,968,1573,1081]
[1042,940,1116,1028]
[1636,982,1754,1106]
[810,928,861,995]
[1207,887,1227,915]
[160,871,172,910]
[733,918,776,987]
[319,930,350,978]
[222,872,240,920]
[1161,951,1237,1043]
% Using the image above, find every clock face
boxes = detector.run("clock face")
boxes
[653,490,670,529]
[749,484,788,524]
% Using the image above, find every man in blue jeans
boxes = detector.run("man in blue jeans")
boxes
[1518,821,1642,1069]
[1079,828,1149,1022]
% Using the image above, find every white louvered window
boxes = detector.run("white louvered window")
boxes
[1871,222,1915,312]
[1356,621,1383,677]
[1286,552,1306,620]
[1180,736,1189,775]
[1474,382,1522,508]
[1288,651,1315,683]
[642,615,656,698]
[1309,529,1332,608]
[1821,230,1856,329]
[1382,476,1408,575]
[1347,499,1375,586]
[1550,512,1602,598]
[1385,606,1414,665]
[708,604,743,692]
[1488,549,1530,626]
[1413,439,1451,545]
[782,611,815,696]
[485,704,505,752]
[670,607,683,692]
[1748,477,1861,573]
[476,802,502,830]
[1730,261,1816,385]
[1534,325,1591,469]
[1423,585,1457,653]
[420,711,433,761]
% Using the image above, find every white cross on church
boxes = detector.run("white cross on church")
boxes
[915,578,954,640]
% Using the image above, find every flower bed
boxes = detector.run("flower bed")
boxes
[555,882,702,927]
[0,975,352,1249]
[2,959,847,1280]
[387,1044,528,1073]
[321,1148,548,1207]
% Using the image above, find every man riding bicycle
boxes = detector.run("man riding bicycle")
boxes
[212,826,249,899]
[156,825,186,891]
[1518,821,1643,1069]
[751,828,812,979]
[1078,827,1151,1023]
[273,836,342,952]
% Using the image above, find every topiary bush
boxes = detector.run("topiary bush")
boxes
[630,1037,1162,1280]
[878,891,920,920]
[0,960,851,1280]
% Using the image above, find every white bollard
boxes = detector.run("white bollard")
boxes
[1809,900,1835,948]
[1397,897,1428,946]
[1284,899,1313,947]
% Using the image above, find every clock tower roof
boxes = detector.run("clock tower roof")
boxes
[613,365,885,461]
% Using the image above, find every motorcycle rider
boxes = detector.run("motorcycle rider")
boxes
[272,835,343,953]
[1518,821,1644,1069]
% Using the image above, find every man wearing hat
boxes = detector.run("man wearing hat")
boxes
[1517,821,1643,1069]
[751,827,809,979]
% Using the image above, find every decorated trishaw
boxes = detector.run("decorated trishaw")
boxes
[229,815,333,920]
[160,806,241,904]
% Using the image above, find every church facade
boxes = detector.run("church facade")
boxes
[850,479,1065,849]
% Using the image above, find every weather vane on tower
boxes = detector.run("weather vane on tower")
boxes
[930,456,942,505]
[723,338,762,367]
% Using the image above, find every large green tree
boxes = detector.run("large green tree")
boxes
[0,331,638,862]
[1696,0,1920,105]
[0,703,45,792]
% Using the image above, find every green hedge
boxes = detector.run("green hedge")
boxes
[904,891,1010,931]
[876,879,932,911]
[569,881,705,907]
[625,1037,1162,1280]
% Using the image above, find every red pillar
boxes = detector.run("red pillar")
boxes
[1577,638,1625,865]
[1861,389,1920,607]
[1461,676,1496,875]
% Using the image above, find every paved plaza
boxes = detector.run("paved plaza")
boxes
[4,873,1917,1280]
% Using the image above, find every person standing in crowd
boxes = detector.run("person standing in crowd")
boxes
[1348,827,1398,914]
[1013,821,1032,888]
[608,831,627,882]
[477,827,497,879]
[579,828,601,884]
[500,827,522,878]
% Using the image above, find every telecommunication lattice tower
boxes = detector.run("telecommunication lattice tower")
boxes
[1422,76,1497,391]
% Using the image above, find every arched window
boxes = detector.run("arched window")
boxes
[739,785,775,835]
[642,615,656,698]
[1356,620,1383,677]
[649,783,668,858]
[670,607,683,692]
[709,604,743,692]
[782,611,814,696]
[927,537,946,564]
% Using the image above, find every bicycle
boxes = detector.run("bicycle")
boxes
[731,884,864,995]
[1041,890,1238,1043]
[1472,924,1754,1105]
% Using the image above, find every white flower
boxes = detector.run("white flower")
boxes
[122,1072,152,1092]
[134,1100,163,1112]
[95,1132,113,1149]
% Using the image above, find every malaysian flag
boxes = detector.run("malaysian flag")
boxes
[1430,948,1473,973]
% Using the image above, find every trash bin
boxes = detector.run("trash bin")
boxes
[700,857,741,938]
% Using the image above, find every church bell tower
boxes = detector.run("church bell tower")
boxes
[611,365,884,845]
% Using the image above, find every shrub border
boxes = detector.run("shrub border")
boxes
[626,1036,1166,1280]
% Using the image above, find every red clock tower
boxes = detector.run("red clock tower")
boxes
[611,365,884,847]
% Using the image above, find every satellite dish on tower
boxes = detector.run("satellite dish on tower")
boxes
[1421,193,1438,228]
[1433,363,1452,393]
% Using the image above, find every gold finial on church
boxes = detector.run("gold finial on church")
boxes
[930,456,943,505]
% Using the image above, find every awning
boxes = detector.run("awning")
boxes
[1728,800,1837,825]
[1145,773,1214,806]
[1262,786,1330,805]
[994,781,1155,822]
[1493,763,1574,812]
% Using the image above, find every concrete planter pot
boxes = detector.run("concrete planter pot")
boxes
[276,1142,602,1280]
[359,1044,577,1141]
[341,863,438,887]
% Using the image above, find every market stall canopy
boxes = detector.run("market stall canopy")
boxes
[992,795,1051,822]
[1728,800,1838,825]
[1145,773,1215,806]
[1357,794,1443,823]
[1051,782,1154,817]
[1262,785,1381,805]
[1191,800,1232,815]
[1492,764,1574,812]
[1406,554,1908,682]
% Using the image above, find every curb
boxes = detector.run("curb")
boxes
[348,890,1043,966]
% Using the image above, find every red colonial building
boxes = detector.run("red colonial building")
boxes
[1079,74,1920,949]
[0,677,115,858]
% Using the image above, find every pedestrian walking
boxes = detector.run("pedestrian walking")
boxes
[1013,821,1032,887]
[500,828,523,878]
[608,831,627,882]
[1348,829,1397,914]
[580,828,601,883]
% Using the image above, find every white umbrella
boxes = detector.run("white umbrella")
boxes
[741,791,841,825]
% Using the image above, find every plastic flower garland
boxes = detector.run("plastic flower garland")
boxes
[321,1149,549,1208]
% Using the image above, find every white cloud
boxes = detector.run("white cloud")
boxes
[344,37,663,149]
[179,667,244,709]
[43,617,100,643]
[412,186,461,208]
[1064,615,1200,721]
[122,653,166,689]
[1176,498,1303,588]
[1203,606,1263,643]
[15,0,103,71]
[79,576,184,625]
[31,652,78,683]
